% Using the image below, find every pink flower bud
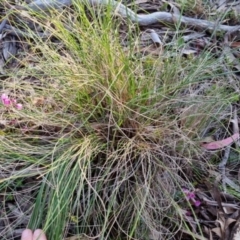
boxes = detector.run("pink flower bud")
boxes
[16,103,23,110]
[194,200,201,207]
[1,93,8,100]
[186,192,196,200]
[182,188,201,207]
[3,98,11,106]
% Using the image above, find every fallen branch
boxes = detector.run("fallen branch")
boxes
[27,0,71,11]
[25,0,240,32]
[3,24,49,39]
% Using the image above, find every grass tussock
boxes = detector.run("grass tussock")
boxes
[0,1,239,240]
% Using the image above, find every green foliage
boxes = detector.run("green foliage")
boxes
[0,1,238,239]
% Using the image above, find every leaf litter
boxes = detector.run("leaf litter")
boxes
[1,0,240,239]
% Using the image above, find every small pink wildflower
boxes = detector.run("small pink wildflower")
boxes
[1,94,11,106]
[3,98,11,106]
[16,103,23,110]
[1,93,8,101]
[183,188,201,207]
[185,192,196,200]
[1,93,23,110]
[194,200,201,207]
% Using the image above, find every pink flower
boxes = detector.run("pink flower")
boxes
[1,93,8,100]
[16,103,23,110]
[1,93,23,110]
[194,200,201,207]
[186,192,196,200]
[1,94,11,106]
[3,98,11,106]
[183,188,201,207]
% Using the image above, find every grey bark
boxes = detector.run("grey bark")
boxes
[26,0,240,32]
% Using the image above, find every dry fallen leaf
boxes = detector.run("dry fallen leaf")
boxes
[201,133,239,150]
[230,42,240,48]
[232,222,240,240]
[32,96,45,106]
[211,227,221,238]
